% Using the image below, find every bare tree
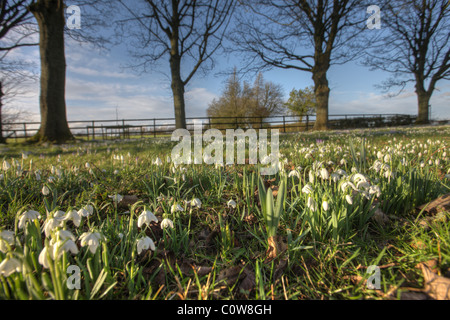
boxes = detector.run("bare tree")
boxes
[230,0,367,130]
[364,0,450,124]
[0,0,37,57]
[117,0,236,129]
[27,0,117,143]
[27,0,74,143]
[0,58,37,143]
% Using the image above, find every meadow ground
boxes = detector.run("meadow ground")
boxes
[0,124,449,300]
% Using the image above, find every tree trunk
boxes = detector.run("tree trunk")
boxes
[312,65,330,131]
[29,0,73,144]
[415,88,431,125]
[170,54,187,129]
[0,81,5,144]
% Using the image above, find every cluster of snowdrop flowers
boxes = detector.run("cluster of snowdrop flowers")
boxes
[39,230,79,269]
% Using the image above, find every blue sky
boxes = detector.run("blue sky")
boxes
[6,4,450,123]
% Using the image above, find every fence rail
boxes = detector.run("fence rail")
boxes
[2,113,422,142]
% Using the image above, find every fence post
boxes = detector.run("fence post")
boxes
[306,115,309,132]
[153,119,156,138]
[283,116,286,133]
[23,123,27,139]
[92,121,95,140]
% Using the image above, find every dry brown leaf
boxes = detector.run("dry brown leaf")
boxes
[239,269,256,293]
[217,266,245,286]
[417,193,450,215]
[420,263,450,300]
[119,195,139,207]
[265,235,287,263]
[273,258,288,281]
[400,292,429,300]
[372,208,390,225]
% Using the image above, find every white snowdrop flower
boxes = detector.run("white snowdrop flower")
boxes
[64,210,81,227]
[319,168,329,180]
[161,218,174,229]
[340,159,347,165]
[2,160,11,171]
[79,232,103,254]
[55,229,77,242]
[171,203,184,213]
[352,173,367,183]
[136,236,155,254]
[330,173,340,183]
[118,233,124,239]
[288,170,300,179]
[351,167,357,173]
[191,198,202,208]
[38,245,54,269]
[369,185,381,198]
[356,181,370,190]
[53,239,79,258]
[227,200,237,209]
[308,170,315,183]
[113,169,120,175]
[18,210,41,229]
[41,185,50,196]
[0,230,15,253]
[322,201,329,212]
[43,218,64,238]
[137,210,158,228]
[336,169,347,176]
[154,157,163,166]
[0,258,22,277]
[345,195,353,205]
[108,194,123,204]
[383,154,391,163]
[341,181,357,193]
[302,184,313,194]
[85,162,90,168]
[307,197,317,212]
[377,151,383,159]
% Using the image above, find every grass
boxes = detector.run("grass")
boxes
[0,125,449,300]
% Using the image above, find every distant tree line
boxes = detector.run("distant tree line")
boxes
[0,0,448,144]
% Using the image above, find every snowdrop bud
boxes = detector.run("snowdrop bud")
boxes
[322,201,329,211]
[307,197,317,212]
[2,161,11,171]
[309,170,315,184]
[345,195,353,205]
[227,200,237,209]
[42,185,50,196]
